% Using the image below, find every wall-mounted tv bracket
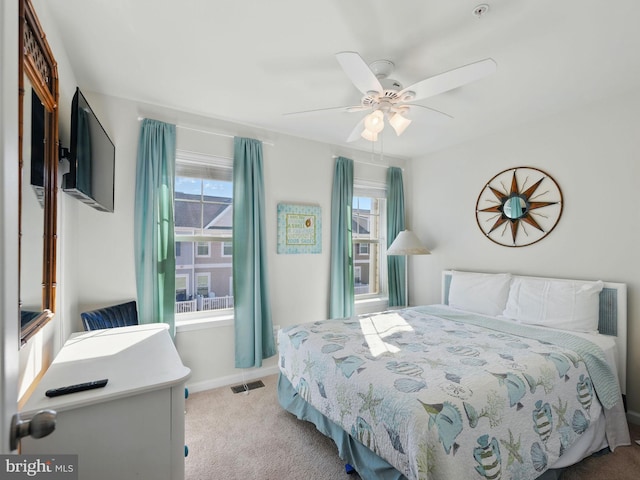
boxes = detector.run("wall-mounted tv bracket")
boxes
[58,144,70,162]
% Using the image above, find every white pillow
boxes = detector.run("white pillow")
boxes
[503,277,603,332]
[448,271,512,316]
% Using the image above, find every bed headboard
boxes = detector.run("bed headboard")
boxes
[441,270,628,395]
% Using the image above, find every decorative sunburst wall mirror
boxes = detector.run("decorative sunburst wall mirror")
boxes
[475,167,563,247]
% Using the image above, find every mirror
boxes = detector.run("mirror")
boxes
[20,78,46,321]
[19,0,58,344]
[503,195,527,219]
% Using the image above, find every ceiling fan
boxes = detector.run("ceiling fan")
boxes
[286,51,497,142]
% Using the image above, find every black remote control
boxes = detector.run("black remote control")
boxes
[45,379,108,397]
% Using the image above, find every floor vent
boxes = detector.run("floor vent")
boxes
[230,380,265,394]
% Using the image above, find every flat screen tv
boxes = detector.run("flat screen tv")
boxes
[62,87,115,212]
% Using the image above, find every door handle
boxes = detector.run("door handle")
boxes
[9,410,57,451]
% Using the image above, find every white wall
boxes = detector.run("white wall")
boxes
[408,90,640,417]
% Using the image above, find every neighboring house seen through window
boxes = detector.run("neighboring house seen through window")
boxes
[353,185,387,298]
[174,153,234,316]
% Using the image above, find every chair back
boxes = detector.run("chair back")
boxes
[81,301,139,331]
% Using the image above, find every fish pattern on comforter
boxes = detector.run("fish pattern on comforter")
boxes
[278,306,619,480]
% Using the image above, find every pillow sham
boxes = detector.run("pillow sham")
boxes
[503,277,604,332]
[448,270,512,316]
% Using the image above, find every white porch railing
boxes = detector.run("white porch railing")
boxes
[201,295,234,310]
[176,299,197,313]
[175,296,234,313]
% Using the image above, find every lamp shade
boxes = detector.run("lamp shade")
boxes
[364,110,385,133]
[387,230,430,255]
[360,128,379,142]
[389,112,412,136]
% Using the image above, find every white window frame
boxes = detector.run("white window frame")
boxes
[174,150,234,325]
[352,181,388,303]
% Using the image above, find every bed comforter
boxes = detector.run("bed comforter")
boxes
[277,305,624,480]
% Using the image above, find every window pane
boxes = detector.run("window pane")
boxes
[175,239,234,313]
[175,176,232,237]
[196,241,210,257]
[196,274,210,296]
[176,275,188,301]
[175,177,202,196]
[354,242,379,295]
[352,194,384,297]
[175,161,233,314]
[204,179,233,199]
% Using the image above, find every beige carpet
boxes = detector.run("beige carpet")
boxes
[185,374,354,480]
[185,374,640,480]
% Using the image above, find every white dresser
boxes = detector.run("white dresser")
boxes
[20,324,191,480]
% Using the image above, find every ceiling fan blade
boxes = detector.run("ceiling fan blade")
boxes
[347,117,366,143]
[404,104,454,122]
[283,105,356,116]
[399,58,497,101]
[345,105,371,113]
[336,51,384,96]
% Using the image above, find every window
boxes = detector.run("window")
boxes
[352,185,387,298]
[176,275,189,301]
[196,242,210,257]
[174,152,233,315]
[354,266,362,284]
[196,273,210,297]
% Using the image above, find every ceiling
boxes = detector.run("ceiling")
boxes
[39,0,640,159]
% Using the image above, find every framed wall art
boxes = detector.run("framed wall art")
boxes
[277,203,322,254]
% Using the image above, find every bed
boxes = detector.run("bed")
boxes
[277,270,630,480]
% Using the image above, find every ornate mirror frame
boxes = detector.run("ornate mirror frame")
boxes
[475,167,563,247]
[18,0,58,344]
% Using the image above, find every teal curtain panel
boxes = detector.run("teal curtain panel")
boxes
[232,137,276,368]
[329,156,354,319]
[386,167,406,307]
[134,119,176,336]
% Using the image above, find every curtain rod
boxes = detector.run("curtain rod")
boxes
[332,155,403,170]
[137,117,275,146]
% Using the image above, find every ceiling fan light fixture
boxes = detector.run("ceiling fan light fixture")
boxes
[364,109,385,134]
[361,128,378,142]
[389,112,412,136]
[290,51,496,145]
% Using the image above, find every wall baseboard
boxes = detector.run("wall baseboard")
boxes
[627,409,640,426]
[186,365,280,394]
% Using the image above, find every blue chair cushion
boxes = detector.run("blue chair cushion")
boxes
[81,301,139,331]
